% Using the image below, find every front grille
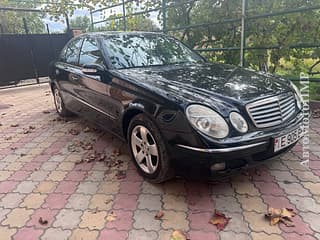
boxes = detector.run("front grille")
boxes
[246,92,296,128]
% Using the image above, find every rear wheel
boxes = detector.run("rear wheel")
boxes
[128,114,174,183]
[53,86,73,117]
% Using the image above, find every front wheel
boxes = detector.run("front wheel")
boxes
[128,114,174,183]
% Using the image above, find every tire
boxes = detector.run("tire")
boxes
[128,113,174,183]
[52,86,73,117]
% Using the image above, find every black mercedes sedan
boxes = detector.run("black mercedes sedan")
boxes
[49,32,304,182]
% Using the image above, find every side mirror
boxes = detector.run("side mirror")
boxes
[81,63,104,76]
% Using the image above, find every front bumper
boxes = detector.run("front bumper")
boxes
[171,112,304,179]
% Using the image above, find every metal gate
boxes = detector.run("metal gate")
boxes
[0,33,69,87]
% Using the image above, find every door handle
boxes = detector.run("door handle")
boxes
[71,75,79,81]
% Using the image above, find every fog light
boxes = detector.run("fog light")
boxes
[210,162,226,171]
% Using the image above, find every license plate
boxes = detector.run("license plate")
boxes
[274,125,304,152]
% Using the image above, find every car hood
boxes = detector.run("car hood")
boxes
[114,62,291,107]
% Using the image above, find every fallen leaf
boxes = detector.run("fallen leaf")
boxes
[42,110,50,114]
[106,211,117,222]
[82,142,93,150]
[154,211,164,220]
[23,129,31,134]
[265,207,296,227]
[113,148,121,156]
[170,230,187,240]
[20,153,27,157]
[29,126,36,130]
[69,129,80,135]
[5,136,12,141]
[10,124,19,127]
[38,217,48,225]
[83,126,91,132]
[0,123,2,126]
[116,170,126,180]
[10,147,17,150]
[209,210,231,230]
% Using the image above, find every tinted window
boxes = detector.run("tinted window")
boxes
[64,38,83,65]
[79,38,104,66]
[102,34,204,69]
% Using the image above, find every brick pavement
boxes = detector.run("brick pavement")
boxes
[0,84,319,240]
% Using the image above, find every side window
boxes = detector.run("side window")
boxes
[64,38,83,65]
[79,38,104,66]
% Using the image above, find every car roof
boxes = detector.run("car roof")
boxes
[77,31,165,39]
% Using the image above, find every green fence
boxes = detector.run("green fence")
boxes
[91,0,320,83]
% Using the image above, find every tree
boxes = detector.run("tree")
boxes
[0,0,45,34]
[70,16,91,32]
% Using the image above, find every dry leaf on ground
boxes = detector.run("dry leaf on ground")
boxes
[69,129,80,135]
[170,230,187,240]
[265,207,296,227]
[42,110,50,114]
[154,211,164,220]
[116,170,126,180]
[38,217,48,225]
[83,126,91,132]
[106,211,117,222]
[209,210,231,230]
[10,124,19,127]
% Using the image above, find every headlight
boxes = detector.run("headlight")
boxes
[290,81,303,110]
[186,105,229,139]
[230,112,248,133]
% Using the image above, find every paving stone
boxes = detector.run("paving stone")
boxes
[251,232,284,240]
[14,227,43,240]
[79,210,107,230]
[34,181,57,193]
[127,229,158,240]
[53,209,83,229]
[163,180,186,195]
[137,194,162,211]
[237,195,267,213]
[113,194,138,210]
[66,193,91,210]
[188,211,216,232]
[300,212,320,232]
[27,208,59,229]
[141,181,164,195]
[211,182,235,196]
[157,230,173,240]
[243,211,281,234]
[28,170,50,181]
[42,193,69,209]
[14,181,38,194]
[213,195,242,213]
[77,181,100,195]
[20,193,47,209]
[57,162,75,171]
[163,194,188,211]
[278,182,311,196]
[0,226,17,239]
[133,210,161,231]
[2,208,33,228]
[98,229,128,240]
[5,161,23,171]
[302,182,320,196]
[223,212,250,233]
[291,170,319,183]
[0,170,13,181]
[269,170,299,182]
[55,181,79,194]
[106,209,133,231]
[262,195,294,209]
[41,162,59,171]
[288,195,320,213]
[41,228,71,240]
[254,181,285,196]
[188,194,214,211]
[219,231,250,240]
[279,214,313,235]
[46,171,67,181]
[89,194,113,211]
[97,181,119,194]
[0,192,25,208]
[188,231,218,240]
[119,181,141,195]
[0,208,10,223]
[162,210,189,231]
[69,229,99,240]
[85,170,105,182]
[281,233,317,240]
[232,181,260,196]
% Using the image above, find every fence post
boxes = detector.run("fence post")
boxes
[122,0,127,31]
[23,17,40,84]
[240,0,247,67]
[90,10,94,31]
[162,0,167,33]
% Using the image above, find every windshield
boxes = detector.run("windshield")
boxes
[102,34,204,69]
